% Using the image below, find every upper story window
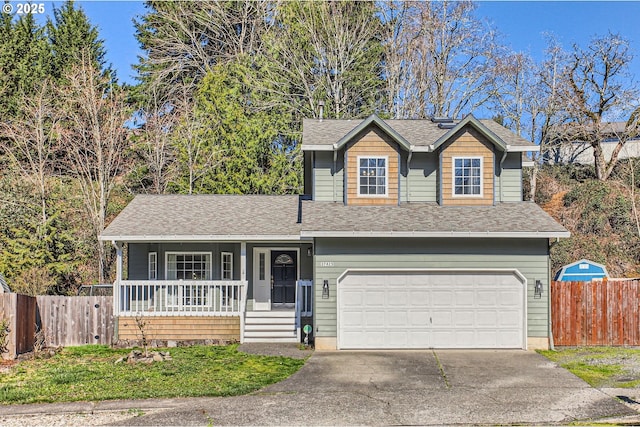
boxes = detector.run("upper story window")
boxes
[358,157,387,196]
[453,157,482,196]
[166,252,212,280]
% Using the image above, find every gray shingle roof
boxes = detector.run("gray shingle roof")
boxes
[102,195,568,241]
[302,117,535,150]
[101,195,302,241]
[300,201,568,238]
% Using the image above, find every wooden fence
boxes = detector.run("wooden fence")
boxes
[552,280,640,346]
[36,296,114,347]
[0,293,36,359]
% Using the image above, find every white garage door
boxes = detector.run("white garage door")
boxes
[338,270,526,349]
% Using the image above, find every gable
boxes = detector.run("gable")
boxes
[345,125,399,206]
[439,127,495,206]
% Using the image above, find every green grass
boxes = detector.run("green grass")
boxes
[538,347,640,388]
[0,344,306,404]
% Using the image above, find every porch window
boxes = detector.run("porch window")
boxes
[358,157,387,196]
[221,252,233,280]
[148,252,157,280]
[166,252,212,307]
[166,252,211,280]
[453,157,482,196]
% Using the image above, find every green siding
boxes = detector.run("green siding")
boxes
[495,152,523,202]
[400,153,437,202]
[313,151,343,202]
[502,152,523,201]
[313,238,550,340]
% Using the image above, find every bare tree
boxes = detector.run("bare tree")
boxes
[133,85,178,194]
[58,58,130,282]
[0,80,59,229]
[553,32,640,180]
[135,0,273,101]
[264,1,383,120]
[380,0,503,119]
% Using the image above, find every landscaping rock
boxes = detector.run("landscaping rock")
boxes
[121,349,172,364]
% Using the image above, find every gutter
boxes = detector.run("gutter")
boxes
[300,230,571,239]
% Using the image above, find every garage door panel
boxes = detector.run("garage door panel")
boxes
[455,290,474,306]
[408,311,428,326]
[432,291,454,306]
[364,291,385,306]
[338,271,525,349]
[387,311,408,326]
[388,291,408,306]
[453,310,475,326]
[364,311,385,327]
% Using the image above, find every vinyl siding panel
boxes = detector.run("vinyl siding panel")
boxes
[501,152,523,202]
[400,153,437,202]
[313,238,549,340]
[313,151,343,202]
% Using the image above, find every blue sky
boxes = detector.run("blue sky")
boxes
[26,1,640,86]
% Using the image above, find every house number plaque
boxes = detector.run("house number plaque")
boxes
[320,261,334,267]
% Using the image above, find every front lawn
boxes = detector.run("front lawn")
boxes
[0,344,305,404]
[539,347,640,388]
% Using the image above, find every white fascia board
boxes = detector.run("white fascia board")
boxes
[300,230,570,238]
[411,146,432,152]
[301,145,334,151]
[507,145,540,152]
[99,234,303,243]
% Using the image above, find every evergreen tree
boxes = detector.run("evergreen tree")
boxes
[170,59,300,194]
[0,12,50,117]
[46,0,110,80]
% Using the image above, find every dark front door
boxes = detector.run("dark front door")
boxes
[271,251,297,304]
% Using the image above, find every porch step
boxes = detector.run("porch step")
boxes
[243,310,298,343]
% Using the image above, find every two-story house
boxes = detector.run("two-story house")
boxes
[101,114,568,350]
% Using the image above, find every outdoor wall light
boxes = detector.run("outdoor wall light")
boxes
[307,247,312,257]
[534,280,543,299]
[322,280,330,299]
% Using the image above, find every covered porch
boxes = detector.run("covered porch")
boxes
[111,241,313,343]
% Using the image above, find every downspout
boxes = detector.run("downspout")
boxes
[333,148,337,203]
[406,149,413,203]
[548,249,555,350]
[499,150,508,204]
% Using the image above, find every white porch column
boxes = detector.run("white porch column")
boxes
[240,241,246,282]
[113,241,123,316]
[240,241,247,343]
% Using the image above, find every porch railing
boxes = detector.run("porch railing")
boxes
[295,280,313,329]
[114,280,247,316]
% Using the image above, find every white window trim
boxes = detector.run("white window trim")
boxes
[164,251,213,308]
[357,155,389,197]
[148,252,157,280]
[221,252,233,280]
[164,251,213,280]
[452,156,483,197]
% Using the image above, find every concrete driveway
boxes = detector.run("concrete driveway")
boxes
[1,350,637,426]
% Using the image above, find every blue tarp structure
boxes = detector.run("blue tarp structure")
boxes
[554,259,609,282]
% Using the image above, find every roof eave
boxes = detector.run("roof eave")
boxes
[99,234,303,243]
[300,230,571,238]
